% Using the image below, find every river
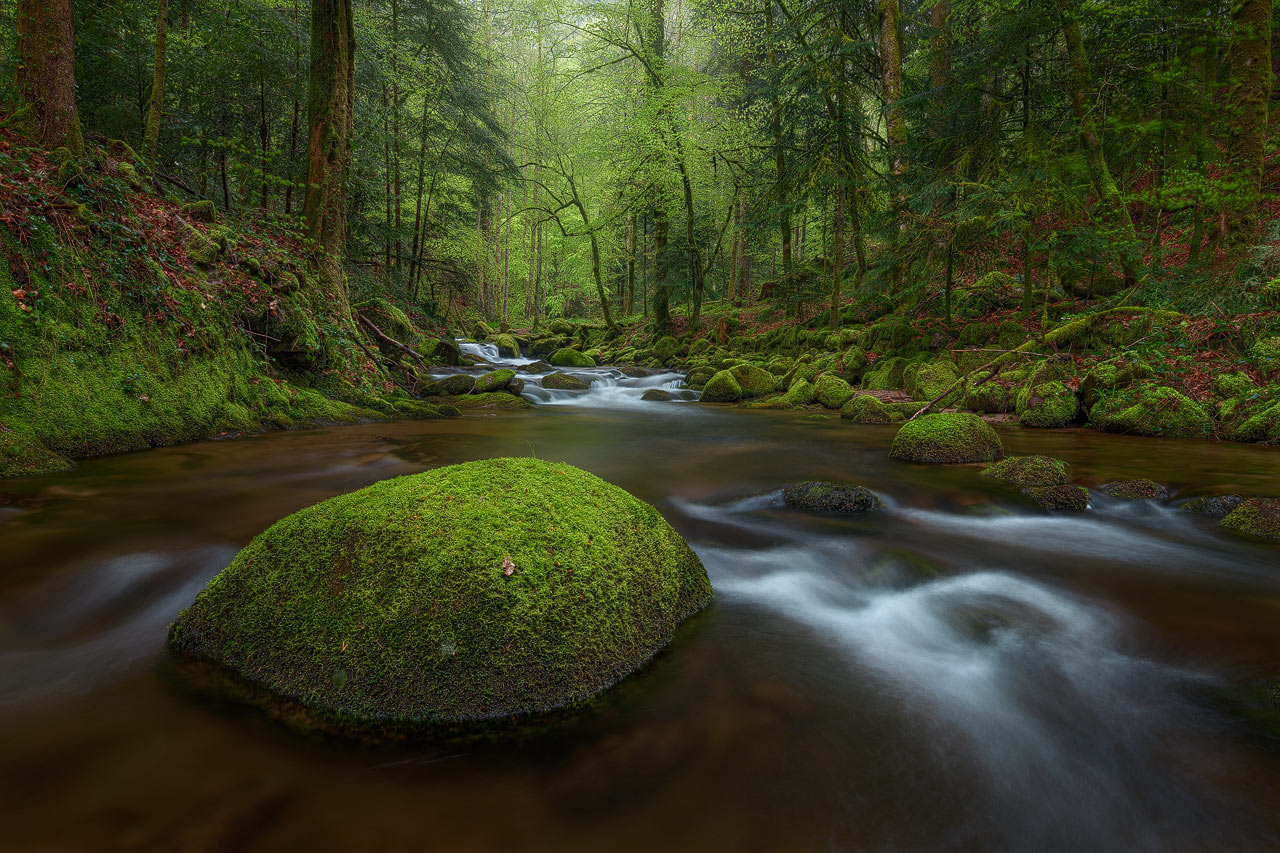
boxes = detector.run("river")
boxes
[1,351,1279,851]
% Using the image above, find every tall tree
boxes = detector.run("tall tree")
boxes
[144,0,170,163]
[15,0,84,155]
[303,0,356,295]
[1223,0,1273,241]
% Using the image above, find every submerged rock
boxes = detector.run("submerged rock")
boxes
[1099,478,1169,501]
[542,373,591,391]
[782,481,883,513]
[517,360,554,374]
[980,455,1071,487]
[1022,484,1091,511]
[641,389,674,402]
[1220,498,1280,542]
[1180,494,1246,518]
[168,458,713,737]
[889,413,1004,464]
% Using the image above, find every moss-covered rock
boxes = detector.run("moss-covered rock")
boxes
[1016,381,1078,428]
[684,366,716,390]
[729,363,775,398]
[1023,484,1090,511]
[181,199,219,223]
[737,397,794,410]
[168,458,713,736]
[1181,495,1245,518]
[1213,372,1257,400]
[1249,337,1280,373]
[491,333,521,359]
[641,389,674,402]
[1088,385,1213,439]
[781,481,883,513]
[1099,479,1168,501]
[549,348,595,368]
[701,369,742,403]
[652,336,681,362]
[449,392,533,410]
[996,320,1026,352]
[813,373,856,409]
[542,373,591,391]
[474,369,515,394]
[907,359,959,403]
[981,455,1071,487]
[862,356,908,390]
[840,395,891,424]
[1079,356,1155,411]
[1220,498,1280,542]
[182,224,220,265]
[964,378,1011,414]
[438,374,476,395]
[889,413,1005,464]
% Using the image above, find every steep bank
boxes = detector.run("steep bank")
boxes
[0,135,461,479]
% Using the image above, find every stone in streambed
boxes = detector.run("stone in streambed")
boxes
[549,348,596,368]
[542,373,591,391]
[1098,478,1168,501]
[981,455,1071,487]
[1022,484,1090,511]
[1220,498,1280,542]
[782,481,883,514]
[438,374,476,395]
[1180,495,1246,518]
[641,389,674,402]
[168,458,712,737]
[473,369,516,393]
[889,413,1004,464]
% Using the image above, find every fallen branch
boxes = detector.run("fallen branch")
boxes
[357,313,428,366]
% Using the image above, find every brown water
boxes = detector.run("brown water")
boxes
[2,405,1279,852]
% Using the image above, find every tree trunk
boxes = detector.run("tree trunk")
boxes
[1055,0,1141,287]
[626,213,636,315]
[830,184,845,331]
[879,0,906,196]
[143,0,169,163]
[766,0,791,278]
[303,0,357,297]
[16,0,84,155]
[1224,0,1273,241]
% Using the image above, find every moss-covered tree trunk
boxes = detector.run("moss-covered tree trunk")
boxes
[143,0,169,163]
[1055,0,1141,288]
[302,0,356,299]
[648,0,671,329]
[879,0,905,230]
[15,0,84,155]
[1224,0,1273,242]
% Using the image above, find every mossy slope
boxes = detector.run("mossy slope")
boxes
[168,458,713,735]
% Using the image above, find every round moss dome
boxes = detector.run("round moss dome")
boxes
[168,458,713,736]
[889,413,1005,464]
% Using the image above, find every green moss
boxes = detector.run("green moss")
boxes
[889,413,1005,464]
[1212,372,1257,400]
[908,359,959,403]
[1099,479,1168,501]
[542,373,590,391]
[437,374,476,395]
[1220,499,1280,542]
[862,356,907,390]
[783,378,816,406]
[737,397,794,410]
[0,425,75,478]
[474,369,515,393]
[359,297,414,344]
[449,392,532,409]
[549,348,595,368]
[964,380,1011,414]
[700,369,742,403]
[652,336,681,361]
[491,333,520,358]
[168,458,713,736]
[981,455,1071,487]
[1250,337,1280,373]
[729,363,775,398]
[641,389,673,402]
[813,373,856,409]
[957,323,995,347]
[1016,381,1078,428]
[782,481,883,513]
[996,320,1026,351]
[840,394,891,424]
[1088,385,1213,439]
[1022,484,1090,511]
[182,224,219,265]
[181,200,219,223]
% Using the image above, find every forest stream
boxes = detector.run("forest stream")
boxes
[2,356,1279,852]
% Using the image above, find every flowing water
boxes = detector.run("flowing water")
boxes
[2,362,1280,851]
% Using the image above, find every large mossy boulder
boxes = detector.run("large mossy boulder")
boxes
[813,373,856,409]
[1016,381,1078,428]
[438,374,476,396]
[701,369,743,403]
[981,455,1071,487]
[783,377,816,406]
[542,373,591,391]
[907,359,959,403]
[889,413,1004,464]
[841,394,892,424]
[729,363,775,398]
[1220,498,1280,542]
[1088,385,1213,439]
[549,348,596,368]
[168,458,713,736]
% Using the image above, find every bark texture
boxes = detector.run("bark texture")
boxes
[16,0,84,155]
